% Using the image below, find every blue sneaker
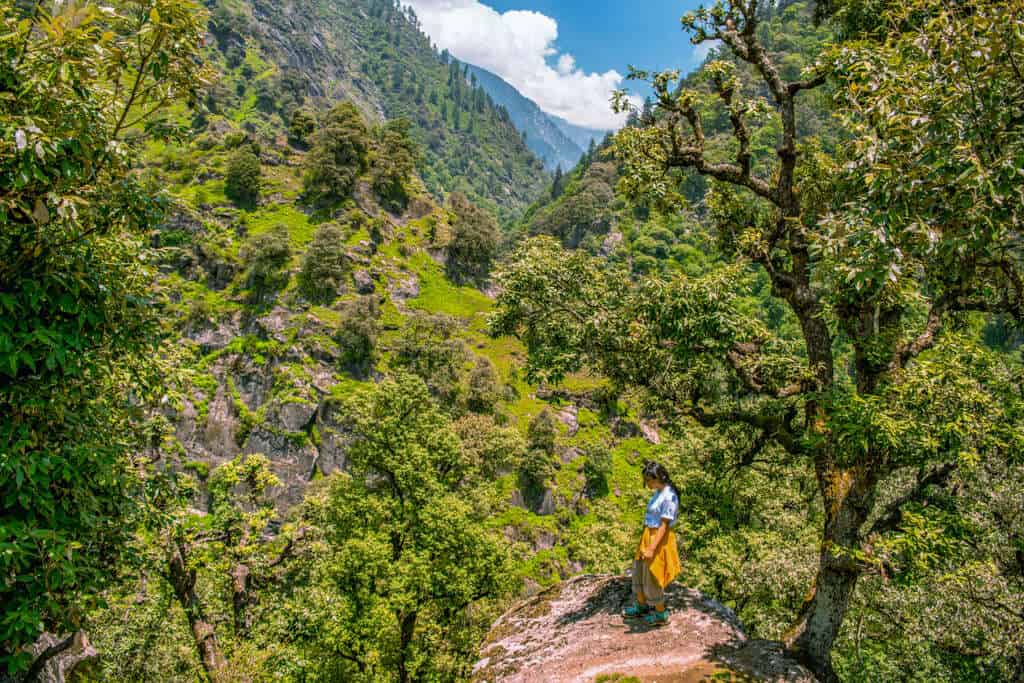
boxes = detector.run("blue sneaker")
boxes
[642,608,670,626]
[622,602,652,618]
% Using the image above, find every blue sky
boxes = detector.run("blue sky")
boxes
[486,0,707,76]
[404,0,709,130]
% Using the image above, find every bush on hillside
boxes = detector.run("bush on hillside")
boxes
[466,356,501,414]
[445,192,499,284]
[288,107,317,148]
[370,118,421,212]
[239,225,292,304]
[224,147,261,207]
[527,407,558,455]
[334,295,381,379]
[452,413,525,480]
[582,444,612,498]
[297,223,349,304]
[528,161,618,248]
[391,312,468,408]
[302,102,370,205]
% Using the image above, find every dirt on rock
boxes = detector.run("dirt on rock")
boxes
[472,574,816,683]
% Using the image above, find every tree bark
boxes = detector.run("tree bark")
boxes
[785,462,877,682]
[21,633,75,683]
[167,540,227,681]
[231,563,253,637]
[397,611,418,683]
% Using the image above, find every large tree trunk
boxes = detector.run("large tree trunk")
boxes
[785,462,877,682]
[396,611,418,683]
[167,540,227,680]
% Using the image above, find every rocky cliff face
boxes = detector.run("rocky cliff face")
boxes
[473,575,817,683]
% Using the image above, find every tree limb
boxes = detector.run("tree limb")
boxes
[660,94,778,203]
[688,400,805,456]
[21,633,76,683]
[726,340,805,398]
[889,296,949,372]
[867,463,958,537]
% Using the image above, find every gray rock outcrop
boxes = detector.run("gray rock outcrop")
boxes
[353,269,375,293]
[473,574,817,683]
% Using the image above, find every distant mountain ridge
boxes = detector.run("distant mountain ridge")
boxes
[465,64,589,172]
[548,113,609,153]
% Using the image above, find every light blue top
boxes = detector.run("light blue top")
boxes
[644,485,678,528]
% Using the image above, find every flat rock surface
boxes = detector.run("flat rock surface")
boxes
[473,574,816,683]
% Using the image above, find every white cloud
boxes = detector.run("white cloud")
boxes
[688,39,720,69]
[556,54,575,76]
[404,0,640,130]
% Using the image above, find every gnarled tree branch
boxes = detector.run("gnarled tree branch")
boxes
[867,462,958,537]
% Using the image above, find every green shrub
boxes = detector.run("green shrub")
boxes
[297,223,350,304]
[582,445,612,497]
[288,106,317,147]
[528,161,617,248]
[391,312,467,408]
[520,447,557,496]
[225,147,261,207]
[335,295,380,378]
[527,408,558,454]
[466,356,501,414]
[302,101,370,205]
[370,117,421,212]
[445,192,499,284]
[183,460,211,480]
[240,224,292,303]
[223,130,248,149]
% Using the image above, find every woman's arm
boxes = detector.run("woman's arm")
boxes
[642,518,670,560]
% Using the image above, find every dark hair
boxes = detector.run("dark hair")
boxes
[642,460,678,495]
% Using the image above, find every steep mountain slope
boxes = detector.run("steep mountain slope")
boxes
[465,64,584,171]
[204,0,547,220]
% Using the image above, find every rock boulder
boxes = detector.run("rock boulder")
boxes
[473,574,816,683]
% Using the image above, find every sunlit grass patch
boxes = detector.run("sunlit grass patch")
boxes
[404,250,492,318]
[243,203,314,249]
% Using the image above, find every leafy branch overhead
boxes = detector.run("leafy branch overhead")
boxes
[0,0,214,671]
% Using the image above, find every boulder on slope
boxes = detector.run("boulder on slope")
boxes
[473,574,816,683]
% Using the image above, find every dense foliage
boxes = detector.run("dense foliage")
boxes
[0,0,210,671]
[390,312,468,409]
[240,225,291,303]
[371,118,421,212]
[335,295,382,379]
[297,223,351,305]
[302,102,371,206]
[274,375,516,682]
[224,147,261,208]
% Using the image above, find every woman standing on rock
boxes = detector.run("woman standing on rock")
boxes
[623,460,681,625]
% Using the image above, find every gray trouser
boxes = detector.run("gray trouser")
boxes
[631,559,664,605]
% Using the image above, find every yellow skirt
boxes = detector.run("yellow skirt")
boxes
[635,526,681,589]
